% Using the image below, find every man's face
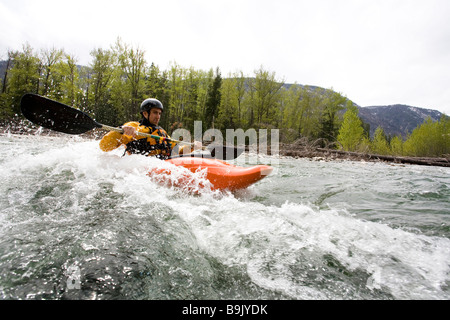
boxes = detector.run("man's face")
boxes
[144,108,162,126]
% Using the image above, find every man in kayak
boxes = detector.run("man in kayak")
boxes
[99,98,201,159]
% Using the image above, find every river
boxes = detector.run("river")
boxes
[0,133,449,300]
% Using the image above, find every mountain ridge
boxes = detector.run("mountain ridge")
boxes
[283,82,445,139]
[357,104,444,139]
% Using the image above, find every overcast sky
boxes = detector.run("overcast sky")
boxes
[1,0,449,114]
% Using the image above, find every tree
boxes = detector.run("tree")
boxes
[217,75,239,130]
[145,63,170,128]
[337,102,366,151]
[89,48,115,123]
[60,53,81,107]
[390,135,403,156]
[371,126,390,155]
[0,50,17,119]
[182,67,201,131]
[5,43,40,115]
[77,65,92,114]
[146,63,168,102]
[234,71,246,128]
[319,90,347,142]
[1,50,16,94]
[403,116,450,157]
[205,67,222,129]
[297,87,324,139]
[167,62,185,125]
[281,84,303,142]
[251,66,284,127]
[39,47,64,98]
[113,39,147,120]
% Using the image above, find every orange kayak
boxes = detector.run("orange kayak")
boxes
[148,157,273,191]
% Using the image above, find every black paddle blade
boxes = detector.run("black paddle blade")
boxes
[20,93,100,134]
[209,145,245,160]
[171,145,245,160]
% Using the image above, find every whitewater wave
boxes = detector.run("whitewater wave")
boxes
[1,134,449,300]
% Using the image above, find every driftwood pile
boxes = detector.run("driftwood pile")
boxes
[276,138,450,168]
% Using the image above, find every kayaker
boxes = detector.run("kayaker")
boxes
[99,98,201,159]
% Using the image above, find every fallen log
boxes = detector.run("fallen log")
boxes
[315,148,450,167]
[247,143,450,167]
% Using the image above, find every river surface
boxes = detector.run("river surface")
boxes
[0,133,449,300]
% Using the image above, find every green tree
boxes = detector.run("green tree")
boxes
[182,67,201,131]
[390,135,404,156]
[250,66,284,127]
[403,116,450,157]
[113,39,147,120]
[165,63,213,132]
[5,43,40,115]
[0,50,17,119]
[1,50,15,94]
[371,126,390,154]
[281,84,302,142]
[39,47,64,99]
[145,63,170,128]
[205,67,222,129]
[167,62,186,125]
[282,84,305,140]
[337,102,366,151]
[196,68,214,126]
[89,48,115,123]
[319,90,347,143]
[59,53,81,107]
[217,75,239,130]
[234,71,246,128]
[77,65,93,114]
[298,87,324,139]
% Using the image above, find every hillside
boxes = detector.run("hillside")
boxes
[358,105,443,139]
[283,82,445,139]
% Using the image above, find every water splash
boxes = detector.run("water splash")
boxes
[0,134,449,300]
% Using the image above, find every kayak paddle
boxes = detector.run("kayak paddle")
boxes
[20,93,244,160]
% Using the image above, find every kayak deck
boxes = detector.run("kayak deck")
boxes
[148,157,273,191]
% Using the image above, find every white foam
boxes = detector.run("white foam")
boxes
[1,135,449,299]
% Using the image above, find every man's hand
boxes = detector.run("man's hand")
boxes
[193,141,203,150]
[122,126,137,138]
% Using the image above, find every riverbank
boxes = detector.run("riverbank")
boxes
[276,139,450,168]
[2,120,449,167]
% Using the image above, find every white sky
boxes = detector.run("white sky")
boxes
[1,0,450,114]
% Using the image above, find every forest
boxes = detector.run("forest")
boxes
[1,40,449,158]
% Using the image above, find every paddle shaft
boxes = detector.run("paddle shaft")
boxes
[101,124,199,148]
[102,124,245,159]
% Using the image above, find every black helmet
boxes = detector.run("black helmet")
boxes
[140,98,163,114]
